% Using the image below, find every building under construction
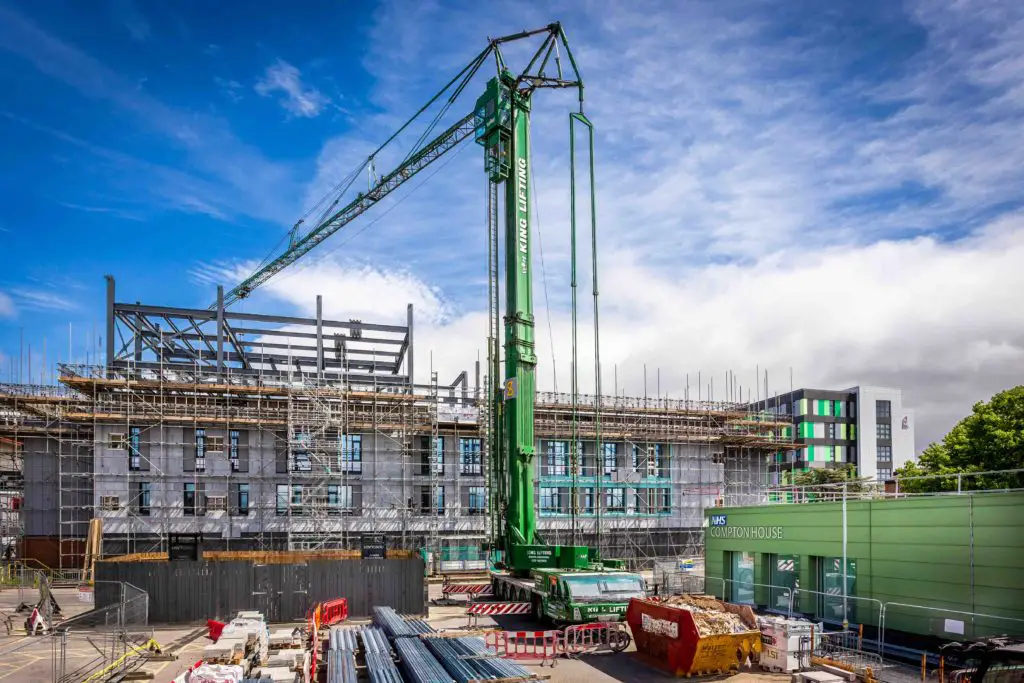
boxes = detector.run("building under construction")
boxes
[0,279,791,571]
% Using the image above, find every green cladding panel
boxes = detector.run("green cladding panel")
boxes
[704,492,1024,640]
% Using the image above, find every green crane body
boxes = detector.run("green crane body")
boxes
[222,23,616,578]
[475,70,590,574]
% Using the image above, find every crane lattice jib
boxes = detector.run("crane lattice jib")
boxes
[220,113,476,307]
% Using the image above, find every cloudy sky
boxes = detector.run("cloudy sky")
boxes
[1,0,1022,451]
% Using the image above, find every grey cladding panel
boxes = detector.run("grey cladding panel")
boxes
[96,557,425,623]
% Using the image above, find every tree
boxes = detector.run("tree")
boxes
[793,463,870,494]
[894,386,1024,492]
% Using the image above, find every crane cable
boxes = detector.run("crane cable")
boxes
[258,141,472,290]
[528,117,558,395]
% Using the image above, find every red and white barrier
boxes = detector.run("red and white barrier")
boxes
[562,622,632,655]
[466,602,532,615]
[485,630,561,666]
[442,583,493,598]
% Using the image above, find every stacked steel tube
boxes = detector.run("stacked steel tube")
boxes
[373,606,421,638]
[327,625,359,683]
[424,635,533,682]
[362,627,404,683]
[393,636,455,683]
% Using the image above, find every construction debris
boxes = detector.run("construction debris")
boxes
[659,595,753,635]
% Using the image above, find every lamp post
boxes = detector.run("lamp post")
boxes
[842,481,849,630]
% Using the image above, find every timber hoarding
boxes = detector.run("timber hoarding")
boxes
[704,491,1024,640]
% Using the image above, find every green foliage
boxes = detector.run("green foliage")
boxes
[894,386,1024,492]
[793,463,869,492]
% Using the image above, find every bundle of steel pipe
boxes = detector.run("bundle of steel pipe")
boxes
[393,635,455,683]
[373,606,419,638]
[327,648,359,683]
[423,635,533,682]
[361,627,404,683]
[329,625,360,652]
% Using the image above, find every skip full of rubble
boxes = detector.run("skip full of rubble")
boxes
[660,595,755,636]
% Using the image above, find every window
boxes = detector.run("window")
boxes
[546,441,568,477]
[877,468,892,481]
[341,434,362,474]
[194,429,207,472]
[581,488,595,514]
[605,488,625,513]
[276,485,289,515]
[602,443,617,476]
[291,484,304,514]
[818,557,857,623]
[877,445,892,462]
[633,444,664,476]
[128,426,142,471]
[434,437,445,474]
[420,485,444,515]
[730,551,755,604]
[876,400,891,419]
[540,487,560,514]
[234,483,249,515]
[459,438,482,475]
[420,437,444,475]
[769,555,800,611]
[136,482,151,516]
[826,423,836,440]
[293,431,311,472]
[109,432,127,450]
[207,435,224,453]
[656,487,671,514]
[328,484,353,513]
[467,486,486,515]
[100,496,120,511]
[877,423,891,440]
[183,483,197,517]
[229,430,240,471]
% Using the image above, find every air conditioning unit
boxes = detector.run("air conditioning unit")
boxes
[100,496,120,511]
[205,495,227,511]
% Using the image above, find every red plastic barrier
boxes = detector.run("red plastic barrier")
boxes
[207,619,226,642]
[320,598,348,627]
[485,630,561,666]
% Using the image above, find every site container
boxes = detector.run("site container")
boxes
[626,595,762,677]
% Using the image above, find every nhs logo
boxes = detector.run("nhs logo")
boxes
[710,514,728,527]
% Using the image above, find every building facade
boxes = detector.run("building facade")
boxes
[703,491,1024,642]
[1,281,790,569]
[751,386,915,483]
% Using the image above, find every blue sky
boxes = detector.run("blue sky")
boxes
[1,0,1023,448]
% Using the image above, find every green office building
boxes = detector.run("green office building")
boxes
[704,491,1024,642]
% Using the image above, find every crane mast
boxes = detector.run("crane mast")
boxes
[476,66,589,573]
[223,23,599,575]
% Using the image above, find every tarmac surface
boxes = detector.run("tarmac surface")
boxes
[0,582,792,683]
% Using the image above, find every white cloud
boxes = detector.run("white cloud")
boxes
[255,60,330,119]
[10,288,77,312]
[0,291,14,318]
[243,212,1024,452]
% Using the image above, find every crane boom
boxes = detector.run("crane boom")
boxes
[218,112,476,307]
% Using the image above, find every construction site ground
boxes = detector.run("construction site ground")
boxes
[0,583,794,683]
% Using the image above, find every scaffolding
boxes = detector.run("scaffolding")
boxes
[0,286,792,571]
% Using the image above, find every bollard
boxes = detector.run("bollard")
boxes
[921,653,927,681]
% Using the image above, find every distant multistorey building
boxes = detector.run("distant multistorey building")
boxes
[749,386,915,483]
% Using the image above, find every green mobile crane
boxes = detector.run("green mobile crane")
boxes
[219,23,644,622]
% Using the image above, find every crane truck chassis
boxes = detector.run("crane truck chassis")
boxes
[491,568,646,625]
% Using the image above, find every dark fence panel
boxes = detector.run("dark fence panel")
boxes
[95,557,425,624]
